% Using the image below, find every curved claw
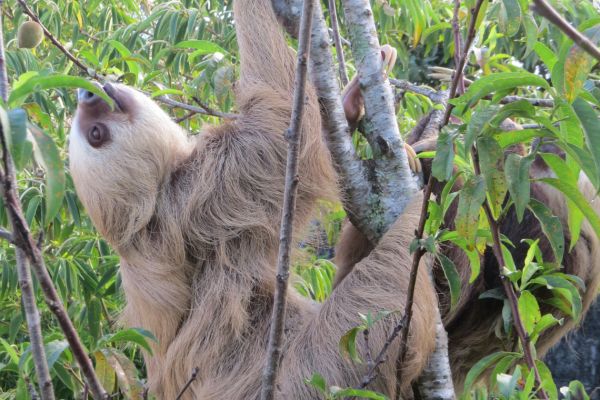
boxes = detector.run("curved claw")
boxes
[404,143,422,174]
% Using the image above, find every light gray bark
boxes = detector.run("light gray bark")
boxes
[17,249,55,400]
[341,0,419,238]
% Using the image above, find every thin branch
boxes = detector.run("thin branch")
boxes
[532,0,600,62]
[17,0,235,120]
[0,227,14,243]
[359,317,405,389]
[473,148,549,400]
[395,176,436,394]
[154,94,237,120]
[17,249,55,400]
[389,78,447,104]
[327,0,349,86]
[175,367,199,400]
[451,0,465,95]
[443,0,485,125]
[260,0,314,398]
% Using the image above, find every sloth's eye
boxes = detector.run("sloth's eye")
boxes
[87,123,111,148]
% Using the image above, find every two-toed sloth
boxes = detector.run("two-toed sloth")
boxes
[68,0,600,398]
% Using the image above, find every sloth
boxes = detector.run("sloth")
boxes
[68,0,600,398]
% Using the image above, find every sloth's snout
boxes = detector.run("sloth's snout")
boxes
[77,88,99,104]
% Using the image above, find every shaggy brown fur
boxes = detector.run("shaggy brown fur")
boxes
[335,128,600,389]
[68,0,437,398]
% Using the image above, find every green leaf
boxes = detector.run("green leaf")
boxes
[518,290,541,333]
[7,109,32,170]
[29,125,65,225]
[431,130,455,181]
[45,340,69,370]
[437,253,461,310]
[451,72,549,114]
[534,42,557,71]
[330,387,387,400]
[456,175,486,248]
[499,0,521,37]
[536,360,558,399]
[531,314,561,343]
[339,327,362,364]
[464,105,500,158]
[8,75,114,108]
[477,137,507,219]
[103,348,144,400]
[540,178,600,241]
[94,350,117,395]
[464,351,521,393]
[572,97,600,181]
[528,198,564,263]
[563,26,600,102]
[100,328,156,354]
[505,153,533,222]
[305,373,328,394]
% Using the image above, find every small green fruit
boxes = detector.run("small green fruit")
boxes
[18,21,44,49]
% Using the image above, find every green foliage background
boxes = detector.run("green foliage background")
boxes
[0,0,599,398]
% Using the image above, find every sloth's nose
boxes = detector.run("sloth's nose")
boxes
[77,88,98,103]
[77,82,103,104]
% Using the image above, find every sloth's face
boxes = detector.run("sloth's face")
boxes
[68,83,190,243]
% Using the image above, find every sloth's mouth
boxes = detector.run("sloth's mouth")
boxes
[102,83,124,112]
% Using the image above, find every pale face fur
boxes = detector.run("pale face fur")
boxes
[69,83,191,249]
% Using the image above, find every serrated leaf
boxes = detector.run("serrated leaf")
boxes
[437,253,461,310]
[528,198,565,264]
[456,175,486,247]
[8,75,114,108]
[477,137,507,218]
[505,153,533,222]
[29,125,65,224]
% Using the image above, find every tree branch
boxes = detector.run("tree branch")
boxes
[17,249,55,400]
[308,0,380,243]
[342,0,419,237]
[175,367,199,400]
[327,0,349,86]
[260,0,314,398]
[532,0,600,62]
